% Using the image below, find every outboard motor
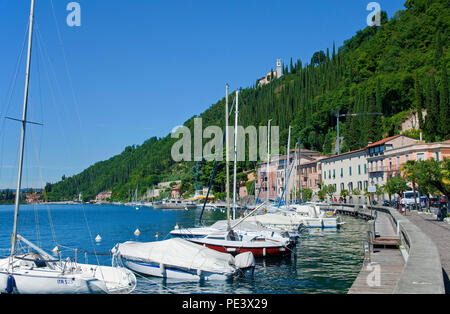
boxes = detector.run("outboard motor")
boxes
[235,252,255,278]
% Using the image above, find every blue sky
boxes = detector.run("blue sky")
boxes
[0,0,406,188]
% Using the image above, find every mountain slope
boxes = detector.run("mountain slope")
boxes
[46,0,449,202]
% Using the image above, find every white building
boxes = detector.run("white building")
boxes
[257,59,282,86]
[320,148,369,196]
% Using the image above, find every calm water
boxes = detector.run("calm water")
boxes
[0,204,370,294]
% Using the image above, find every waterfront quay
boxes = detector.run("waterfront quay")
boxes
[325,204,447,294]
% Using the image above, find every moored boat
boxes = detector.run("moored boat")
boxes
[111,238,255,281]
[187,229,294,258]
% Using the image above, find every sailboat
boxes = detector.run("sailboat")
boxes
[0,0,136,294]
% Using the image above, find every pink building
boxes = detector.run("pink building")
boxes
[95,191,112,202]
[171,185,181,199]
[368,137,450,189]
[256,149,321,201]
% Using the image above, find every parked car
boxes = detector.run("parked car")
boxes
[382,200,390,207]
[429,198,437,206]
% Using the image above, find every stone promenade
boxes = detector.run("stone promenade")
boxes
[405,211,450,294]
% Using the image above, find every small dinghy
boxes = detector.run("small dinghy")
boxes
[111,238,255,281]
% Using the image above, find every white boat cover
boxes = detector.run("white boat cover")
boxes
[293,205,320,217]
[114,238,236,274]
[210,219,284,233]
[247,213,298,225]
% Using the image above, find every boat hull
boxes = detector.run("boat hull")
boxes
[189,241,293,258]
[121,258,234,281]
[0,258,136,294]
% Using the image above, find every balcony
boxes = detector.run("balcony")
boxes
[368,165,401,173]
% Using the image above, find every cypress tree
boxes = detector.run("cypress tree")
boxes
[414,72,424,129]
[434,32,443,68]
[425,74,440,142]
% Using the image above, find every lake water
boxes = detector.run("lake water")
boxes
[0,204,370,294]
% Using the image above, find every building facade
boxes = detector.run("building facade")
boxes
[257,59,283,86]
[320,148,369,196]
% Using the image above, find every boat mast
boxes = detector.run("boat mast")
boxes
[225,84,230,229]
[11,0,36,257]
[266,119,272,205]
[232,90,239,220]
[286,126,291,206]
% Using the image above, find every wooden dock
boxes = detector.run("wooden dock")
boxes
[348,210,404,294]
[347,249,405,294]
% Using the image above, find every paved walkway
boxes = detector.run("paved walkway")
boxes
[348,211,404,294]
[406,211,450,294]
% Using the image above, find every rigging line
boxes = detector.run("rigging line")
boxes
[0,18,30,134]
[37,12,104,272]
[33,25,60,247]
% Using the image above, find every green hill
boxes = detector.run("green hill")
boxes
[45,0,449,202]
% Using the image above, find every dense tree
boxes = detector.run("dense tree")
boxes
[45,0,450,202]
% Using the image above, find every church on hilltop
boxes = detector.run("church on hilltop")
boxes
[257,59,282,86]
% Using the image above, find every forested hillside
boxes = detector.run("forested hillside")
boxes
[45,0,449,202]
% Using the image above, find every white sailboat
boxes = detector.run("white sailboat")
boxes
[0,0,136,294]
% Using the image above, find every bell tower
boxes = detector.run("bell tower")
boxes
[276,59,282,78]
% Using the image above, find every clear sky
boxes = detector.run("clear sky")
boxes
[0,0,406,188]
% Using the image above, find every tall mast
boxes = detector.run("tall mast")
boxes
[11,0,36,256]
[286,126,291,206]
[225,84,230,229]
[266,119,272,205]
[232,90,239,220]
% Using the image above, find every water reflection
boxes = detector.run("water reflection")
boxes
[0,205,369,294]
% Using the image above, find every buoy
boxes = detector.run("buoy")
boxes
[95,234,102,242]
[134,229,141,236]
[155,232,159,239]
[136,207,139,210]
[52,246,59,255]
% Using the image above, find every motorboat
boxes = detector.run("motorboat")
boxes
[170,219,298,245]
[286,205,342,229]
[111,238,255,281]
[153,199,197,210]
[187,229,294,258]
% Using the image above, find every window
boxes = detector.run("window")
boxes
[341,183,345,191]
[417,153,424,161]
[349,167,352,176]
[324,172,326,179]
[364,164,367,174]
[333,169,335,179]
[358,165,361,175]
[340,168,343,178]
